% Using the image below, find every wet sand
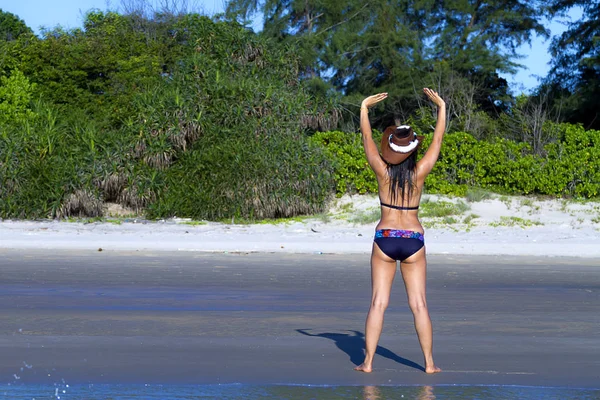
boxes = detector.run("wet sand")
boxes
[1,250,599,388]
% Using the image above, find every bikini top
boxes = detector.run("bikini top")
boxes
[380,202,419,211]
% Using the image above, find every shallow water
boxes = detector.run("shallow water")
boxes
[2,384,599,400]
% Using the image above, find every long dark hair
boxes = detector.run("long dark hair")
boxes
[386,151,418,206]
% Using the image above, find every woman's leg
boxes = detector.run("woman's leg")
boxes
[355,243,397,372]
[400,247,441,373]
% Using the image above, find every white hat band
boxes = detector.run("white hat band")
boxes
[389,134,419,153]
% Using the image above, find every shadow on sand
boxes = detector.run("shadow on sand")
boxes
[296,328,424,372]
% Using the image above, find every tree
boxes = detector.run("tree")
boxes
[10,10,179,125]
[225,0,548,128]
[546,0,600,129]
[226,0,371,79]
[431,0,548,75]
[0,9,33,41]
[115,15,337,219]
[500,90,563,154]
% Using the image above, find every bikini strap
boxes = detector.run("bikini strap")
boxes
[380,202,419,211]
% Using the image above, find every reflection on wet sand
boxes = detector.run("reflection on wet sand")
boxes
[362,385,380,400]
[362,385,435,400]
[418,385,436,400]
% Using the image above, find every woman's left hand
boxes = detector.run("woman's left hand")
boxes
[361,93,388,109]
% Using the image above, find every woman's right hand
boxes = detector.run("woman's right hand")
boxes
[361,93,388,110]
[423,88,445,108]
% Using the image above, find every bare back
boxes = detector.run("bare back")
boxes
[375,163,428,232]
[359,89,446,234]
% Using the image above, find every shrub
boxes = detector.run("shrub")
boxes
[542,124,600,197]
[466,187,494,202]
[419,199,470,218]
[308,130,381,196]
[0,69,36,125]
[312,124,600,199]
[0,17,338,221]
[0,103,114,219]
[137,18,337,220]
[148,133,334,220]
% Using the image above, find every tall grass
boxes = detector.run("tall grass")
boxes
[466,187,494,202]
[1,17,338,221]
[419,199,470,218]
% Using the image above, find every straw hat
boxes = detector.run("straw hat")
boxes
[380,125,424,165]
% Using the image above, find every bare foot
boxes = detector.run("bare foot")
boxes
[425,365,442,374]
[354,363,373,373]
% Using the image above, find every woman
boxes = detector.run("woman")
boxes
[354,88,446,374]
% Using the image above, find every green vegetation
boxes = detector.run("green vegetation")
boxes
[179,221,208,226]
[0,9,32,41]
[499,196,513,209]
[466,188,494,203]
[314,212,332,224]
[520,198,534,208]
[442,216,459,225]
[489,217,544,228]
[519,198,540,215]
[227,0,546,135]
[463,214,480,224]
[338,203,355,213]
[314,126,600,199]
[546,0,600,130]
[420,199,470,218]
[254,216,307,225]
[308,130,381,196]
[0,2,598,222]
[64,216,122,224]
[0,11,335,221]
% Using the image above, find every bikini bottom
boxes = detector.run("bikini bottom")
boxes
[374,229,424,262]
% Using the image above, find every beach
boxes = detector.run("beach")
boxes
[1,194,599,257]
[1,194,599,398]
[1,251,599,390]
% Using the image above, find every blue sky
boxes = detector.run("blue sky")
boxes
[1,0,581,92]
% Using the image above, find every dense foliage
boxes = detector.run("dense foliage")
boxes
[312,124,600,198]
[309,130,381,195]
[545,0,600,130]
[0,12,335,220]
[0,2,598,221]
[227,0,547,123]
[139,16,336,220]
[0,9,32,41]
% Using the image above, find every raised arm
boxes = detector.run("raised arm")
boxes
[360,93,388,177]
[417,88,446,177]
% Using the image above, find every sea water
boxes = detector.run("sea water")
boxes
[1,384,599,399]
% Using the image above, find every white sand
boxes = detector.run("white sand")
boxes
[1,194,599,258]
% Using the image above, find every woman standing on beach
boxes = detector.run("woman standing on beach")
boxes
[354,88,445,374]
